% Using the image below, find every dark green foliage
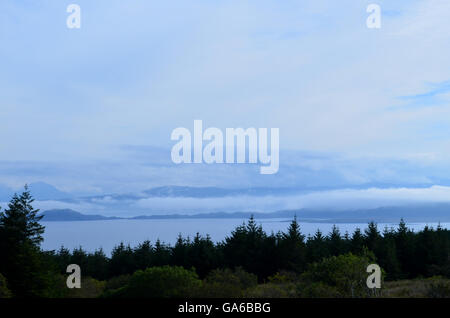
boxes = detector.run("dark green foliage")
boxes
[425,276,450,298]
[364,221,381,253]
[134,240,153,270]
[377,227,401,280]
[245,271,299,298]
[200,267,257,297]
[0,185,44,246]
[0,273,12,298]
[0,186,56,297]
[298,253,377,298]
[279,216,306,272]
[327,225,345,256]
[221,216,281,279]
[85,249,109,281]
[350,228,365,254]
[152,239,172,266]
[306,230,328,263]
[106,266,202,298]
[171,233,222,278]
[104,274,131,291]
[109,243,135,277]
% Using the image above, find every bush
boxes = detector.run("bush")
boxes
[0,273,12,298]
[243,271,298,298]
[298,253,379,298]
[297,281,340,298]
[108,266,202,298]
[65,277,106,298]
[245,283,296,298]
[104,274,131,291]
[200,267,257,297]
[426,277,450,298]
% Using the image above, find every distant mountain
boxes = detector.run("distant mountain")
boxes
[305,205,450,223]
[39,204,450,223]
[40,209,121,221]
[39,209,299,222]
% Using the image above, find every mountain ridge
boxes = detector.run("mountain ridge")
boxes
[40,205,450,223]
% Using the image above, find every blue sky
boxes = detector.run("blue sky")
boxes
[1,0,450,199]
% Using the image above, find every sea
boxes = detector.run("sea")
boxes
[40,218,450,255]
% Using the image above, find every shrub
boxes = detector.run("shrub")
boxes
[109,266,202,298]
[426,277,450,298]
[200,267,257,297]
[104,274,131,291]
[298,253,379,298]
[0,273,12,298]
[245,283,297,298]
[65,277,106,298]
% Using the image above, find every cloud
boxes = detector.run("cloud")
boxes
[2,1,450,200]
[396,80,450,108]
[20,185,450,217]
[0,0,450,161]
[293,185,450,210]
[132,185,450,214]
[3,145,450,197]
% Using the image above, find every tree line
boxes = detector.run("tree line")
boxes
[1,187,449,297]
[48,216,450,282]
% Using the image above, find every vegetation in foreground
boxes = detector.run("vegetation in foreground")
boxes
[0,187,449,298]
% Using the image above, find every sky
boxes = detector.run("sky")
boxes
[1,0,450,206]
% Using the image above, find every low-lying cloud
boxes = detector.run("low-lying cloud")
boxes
[15,185,450,217]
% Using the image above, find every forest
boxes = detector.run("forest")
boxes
[0,187,450,298]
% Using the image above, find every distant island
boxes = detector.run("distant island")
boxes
[40,206,450,223]
[40,209,121,221]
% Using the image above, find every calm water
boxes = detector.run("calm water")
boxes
[41,219,450,255]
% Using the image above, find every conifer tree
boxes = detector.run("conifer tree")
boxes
[0,186,51,296]
[0,185,44,246]
[280,216,306,271]
[350,228,365,254]
[328,225,344,256]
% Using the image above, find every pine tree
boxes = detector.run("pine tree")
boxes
[328,225,344,256]
[222,215,269,278]
[379,227,401,279]
[0,185,44,246]
[283,216,305,243]
[306,229,329,262]
[280,216,306,271]
[364,221,380,253]
[134,240,153,270]
[394,218,415,277]
[0,186,52,296]
[350,228,365,254]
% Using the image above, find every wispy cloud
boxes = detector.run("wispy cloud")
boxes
[396,80,450,108]
[18,185,450,217]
